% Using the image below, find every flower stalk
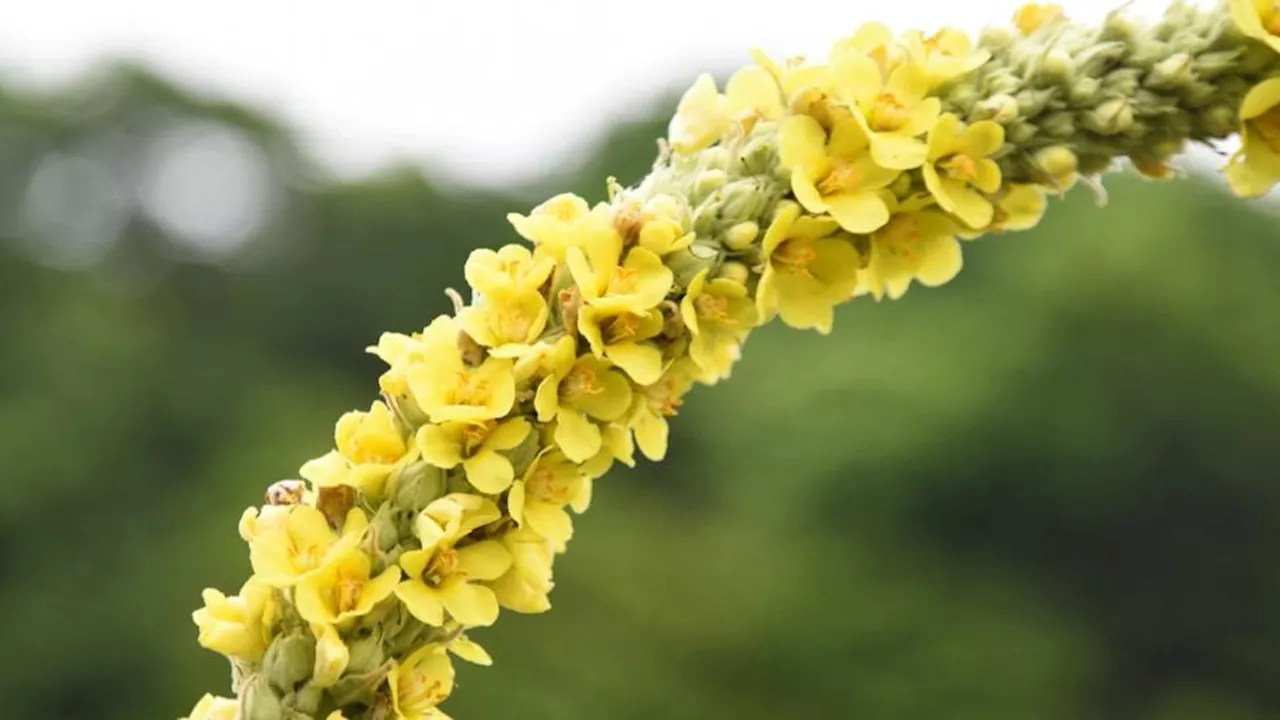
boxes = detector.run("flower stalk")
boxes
[184,2,1280,718]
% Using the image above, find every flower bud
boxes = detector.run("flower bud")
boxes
[1201,104,1237,137]
[667,241,720,290]
[975,94,1019,124]
[1039,111,1076,138]
[694,169,729,199]
[344,631,386,675]
[241,675,284,720]
[740,132,780,175]
[1148,53,1192,89]
[287,685,323,716]
[1083,99,1134,135]
[1040,49,1073,82]
[391,461,447,513]
[1066,77,1100,105]
[698,146,733,173]
[1101,12,1138,42]
[717,261,751,285]
[719,179,768,224]
[724,221,759,250]
[1034,145,1078,189]
[264,630,314,692]
[979,26,1016,49]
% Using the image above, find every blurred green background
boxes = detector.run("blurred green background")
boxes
[2,64,1279,720]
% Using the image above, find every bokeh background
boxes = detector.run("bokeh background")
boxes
[3,3,1280,719]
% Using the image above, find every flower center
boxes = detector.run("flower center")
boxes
[607,266,639,295]
[351,432,403,465]
[400,669,449,709]
[816,161,861,195]
[942,154,978,182]
[645,382,683,417]
[461,421,495,455]
[529,466,574,503]
[881,216,922,260]
[1252,106,1280,152]
[773,238,818,278]
[449,370,491,406]
[427,548,460,585]
[562,366,604,400]
[336,570,364,612]
[868,93,909,132]
[604,313,641,344]
[694,293,731,323]
[496,307,533,342]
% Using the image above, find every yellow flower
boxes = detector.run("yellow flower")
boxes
[192,578,276,661]
[294,547,401,625]
[405,315,516,424]
[367,330,429,410]
[901,28,990,88]
[1014,3,1065,35]
[681,269,758,381]
[568,245,674,314]
[1231,0,1280,53]
[833,57,941,170]
[299,400,413,497]
[667,68,785,153]
[612,194,694,257]
[492,526,556,613]
[311,622,350,688]
[533,337,633,462]
[923,113,1004,228]
[756,201,862,334]
[416,493,503,553]
[508,450,589,549]
[464,244,555,298]
[577,305,666,385]
[778,114,898,233]
[395,539,511,627]
[388,644,455,720]
[1225,78,1280,198]
[580,422,636,479]
[858,208,963,300]
[507,193,620,264]
[248,506,368,587]
[415,418,531,494]
[751,49,836,120]
[973,184,1048,236]
[181,694,238,720]
[456,290,548,358]
[629,359,698,461]
[829,22,903,76]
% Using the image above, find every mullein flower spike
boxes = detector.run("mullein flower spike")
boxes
[185,2,1280,717]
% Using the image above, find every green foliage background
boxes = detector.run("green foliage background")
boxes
[1,65,1278,720]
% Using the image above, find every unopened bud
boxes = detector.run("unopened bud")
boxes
[287,685,323,716]
[694,169,729,198]
[344,631,386,675]
[889,173,914,198]
[1034,145,1078,187]
[667,241,720,289]
[1039,111,1076,138]
[391,461,447,513]
[976,94,1020,124]
[719,179,768,222]
[979,26,1017,49]
[1040,49,1074,81]
[717,261,751,286]
[699,146,733,173]
[1084,98,1134,135]
[1101,12,1138,42]
[1067,77,1100,105]
[1014,3,1064,35]
[241,675,284,720]
[1201,104,1238,137]
[1149,53,1192,88]
[724,221,759,250]
[264,630,314,692]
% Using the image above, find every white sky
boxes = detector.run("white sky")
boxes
[0,0,1187,187]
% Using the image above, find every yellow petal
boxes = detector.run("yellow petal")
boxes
[456,540,513,581]
[956,120,1005,158]
[870,134,928,170]
[554,410,602,463]
[416,424,463,469]
[915,235,964,287]
[447,635,493,666]
[778,115,830,174]
[463,450,515,494]
[438,579,501,627]
[604,342,664,385]
[1241,78,1280,120]
[632,410,669,461]
[927,113,963,160]
[725,65,783,118]
[485,417,531,451]
[312,623,349,688]
[526,502,574,548]
[826,190,890,233]
[395,581,445,626]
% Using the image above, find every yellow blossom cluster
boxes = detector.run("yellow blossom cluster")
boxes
[186,3,1279,718]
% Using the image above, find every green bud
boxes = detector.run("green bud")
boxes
[242,675,284,720]
[1083,98,1134,135]
[698,146,733,173]
[1015,89,1052,118]
[1005,121,1038,145]
[739,128,780,175]
[264,630,315,692]
[285,685,323,716]
[1148,53,1192,89]
[667,241,720,290]
[693,169,728,199]
[974,93,1019,124]
[1101,12,1138,42]
[723,221,759,250]
[1039,111,1076,138]
[391,461,446,513]
[888,172,913,199]
[719,178,769,223]
[1200,104,1238,137]
[1040,49,1074,82]
[1033,145,1079,184]
[345,631,387,675]
[1067,77,1101,105]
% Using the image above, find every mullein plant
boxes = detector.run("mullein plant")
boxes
[186,2,1280,718]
